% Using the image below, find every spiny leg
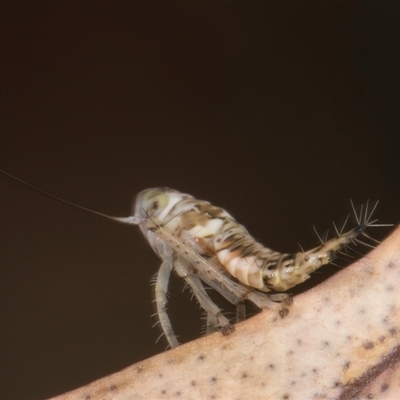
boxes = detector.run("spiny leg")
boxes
[152,226,246,334]
[205,313,219,334]
[246,291,291,317]
[206,300,245,333]
[154,226,253,325]
[201,281,245,330]
[205,301,245,333]
[236,301,246,323]
[199,265,291,318]
[174,259,235,336]
[153,225,250,304]
[154,257,180,349]
[195,269,250,323]
[180,256,290,329]
[154,226,292,328]
[196,258,292,317]
[197,264,291,319]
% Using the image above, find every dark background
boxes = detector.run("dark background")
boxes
[1,3,399,399]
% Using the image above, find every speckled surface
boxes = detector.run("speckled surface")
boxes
[49,226,400,400]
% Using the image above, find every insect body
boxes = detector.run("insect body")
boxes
[133,188,388,348]
[1,170,390,349]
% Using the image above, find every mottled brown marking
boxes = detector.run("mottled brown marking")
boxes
[339,345,400,400]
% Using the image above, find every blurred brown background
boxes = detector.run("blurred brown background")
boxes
[1,3,399,399]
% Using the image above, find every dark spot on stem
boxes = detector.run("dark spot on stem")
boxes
[381,382,389,392]
[363,341,374,350]
[389,327,397,336]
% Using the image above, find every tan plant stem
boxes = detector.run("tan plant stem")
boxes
[50,226,400,400]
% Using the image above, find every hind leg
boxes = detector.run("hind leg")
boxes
[236,301,246,323]
[174,259,235,336]
[198,263,291,318]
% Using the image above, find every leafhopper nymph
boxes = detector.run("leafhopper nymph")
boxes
[1,171,391,348]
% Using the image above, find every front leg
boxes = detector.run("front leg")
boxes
[153,256,180,349]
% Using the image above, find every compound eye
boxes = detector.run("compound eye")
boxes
[135,188,169,213]
[147,193,169,213]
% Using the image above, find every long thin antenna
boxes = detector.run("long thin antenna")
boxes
[0,169,139,225]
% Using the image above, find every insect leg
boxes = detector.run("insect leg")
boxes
[236,301,246,323]
[189,257,291,317]
[246,291,291,317]
[154,225,291,329]
[203,296,244,333]
[154,256,180,349]
[205,313,219,334]
[199,266,290,317]
[152,225,250,303]
[174,258,235,336]
[267,293,292,304]
[197,273,246,322]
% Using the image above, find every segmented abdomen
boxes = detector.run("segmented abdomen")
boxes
[213,218,283,290]
[136,188,384,295]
